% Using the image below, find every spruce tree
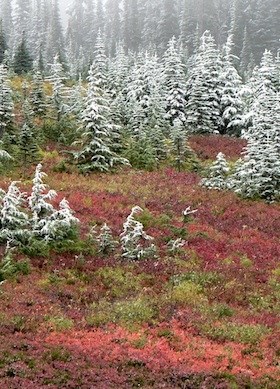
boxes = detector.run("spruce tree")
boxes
[13,32,33,75]
[219,35,244,135]
[0,64,14,138]
[74,35,128,173]
[30,70,46,118]
[0,19,8,64]
[201,152,230,190]
[17,123,39,176]
[186,31,222,134]
[163,37,187,127]
[48,54,68,122]
[0,181,29,245]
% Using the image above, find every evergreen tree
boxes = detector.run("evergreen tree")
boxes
[201,152,230,190]
[0,181,29,245]
[45,0,65,65]
[0,64,14,138]
[186,31,222,134]
[0,0,12,42]
[158,0,179,53]
[232,86,280,201]
[0,139,12,169]
[96,223,117,255]
[74,35,128,173]
[13,32,33,75]
[11,0,32,56]
[30,70,47,118]
[17,123,39,176]
[123,0,141,52]
[219,35,244,135]
[105,0,121,56]
[120,206,157,260]
[47,54,68,122]
[0,20,8,64]
[170,119,188,172]
[28,164,79,241]
[163,37,187,127]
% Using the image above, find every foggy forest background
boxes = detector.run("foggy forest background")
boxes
[0,0,279,77]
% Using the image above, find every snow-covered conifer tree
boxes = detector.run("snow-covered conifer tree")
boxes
[0,181,29,245]
[201,152,230,190]
[74,34,128,172]
[28,164,79,240]
[170,119,188,172]
[0,64,14,138]
[38,198,79,241]
[96,223,117,255]
[186,31,222,134]
[232,85,280,201]
[47,54,68,122]
[120,206,157,260]
[219,36,244,135]
[163,37,187,126]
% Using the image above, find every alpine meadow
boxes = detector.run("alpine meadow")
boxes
[0,0,279,388]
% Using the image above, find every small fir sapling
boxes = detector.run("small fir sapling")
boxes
[0,181,30,245]
[96,223,118,255]
[30,70,47,117]
[120,206,157,260]
[201,152,230,190]
[17,123,40,175]
[167,238,186,255]
[28,164,79,241]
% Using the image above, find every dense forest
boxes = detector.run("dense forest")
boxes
[0,0,280,76]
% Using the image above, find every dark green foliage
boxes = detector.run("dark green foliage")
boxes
[13,33,33,75]
[17,123,40,174]
[123,135,158,171]
[0,19,8,64]
[0,251,31,282]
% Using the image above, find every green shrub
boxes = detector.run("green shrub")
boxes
[114,296,156,326]
[95,267,150,298]
[46,315,74,331]
[172,281,208,306]
[87,296,157,328]
[202,322,270,344]
[0,252,31,281]
[86,299,113,327]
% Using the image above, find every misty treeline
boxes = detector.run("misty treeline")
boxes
[0,0,280,77]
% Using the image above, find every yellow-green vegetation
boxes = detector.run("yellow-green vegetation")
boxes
[95,266,154,298]
[201,322,270,345]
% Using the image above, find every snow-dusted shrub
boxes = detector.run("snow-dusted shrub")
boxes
[120,206,157,260]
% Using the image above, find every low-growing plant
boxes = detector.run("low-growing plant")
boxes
[0,251,31,281]
[201,322,270,344]
[95,267,148,298]
[46,315,74,331]
[172,280,208,306]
